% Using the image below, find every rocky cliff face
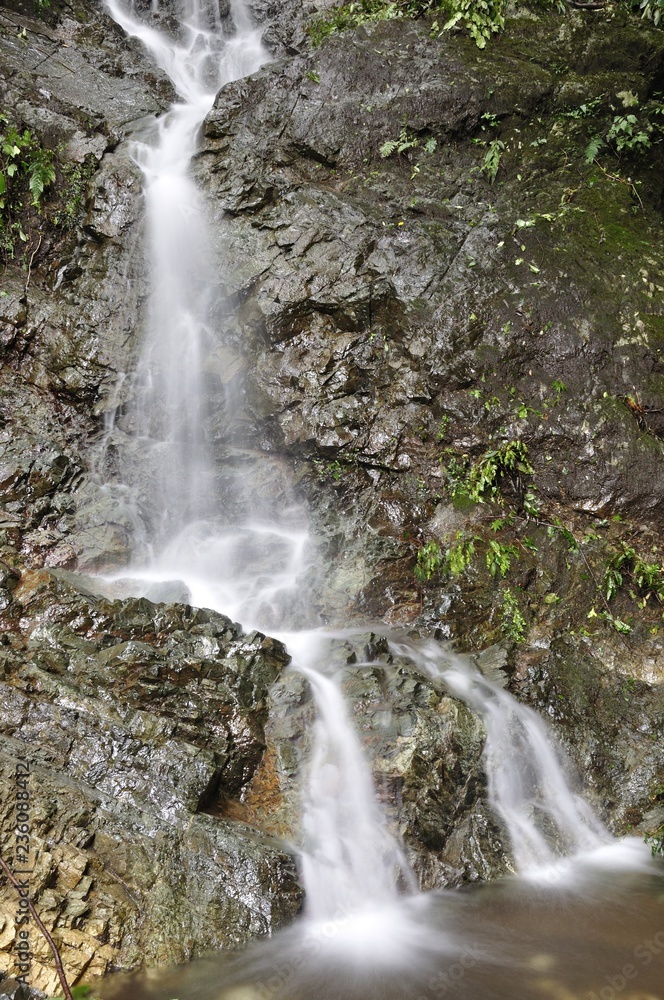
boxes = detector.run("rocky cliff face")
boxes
[1,0,663,993]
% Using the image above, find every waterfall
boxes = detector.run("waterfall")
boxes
[103,2,653,961]
[104,0,268,550]
[103,0,311,630]
[287,634,415,923]
[103,0,408,920]
[393,639,613,875]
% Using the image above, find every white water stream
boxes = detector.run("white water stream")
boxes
[100,2,662,994]
[393,639,614,876]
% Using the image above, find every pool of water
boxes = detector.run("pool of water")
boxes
[98,849,663,1000]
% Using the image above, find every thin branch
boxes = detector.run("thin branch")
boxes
[595,160,645,212]
[25,232,42,295]
[0,853,73,1000]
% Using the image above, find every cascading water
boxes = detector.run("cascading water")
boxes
[103,0,311,629]
[288,634,415,924]
[103,0,406,925]
[391,639,614,876]
[98,3,663,998]
[104,0,265,544]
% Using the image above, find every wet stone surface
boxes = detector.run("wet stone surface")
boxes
[0,570,301,990]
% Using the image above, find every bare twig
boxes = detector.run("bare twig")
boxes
[0,853,73,1000]
[595,160,645,212]
[25,232,42,295]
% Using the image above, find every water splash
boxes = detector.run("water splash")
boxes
[103,0,408,924]
[393,638,613,875]
[286,633,415,922]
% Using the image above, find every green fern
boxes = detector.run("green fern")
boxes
[380,125,419,158]
[584,134,604,164]
[481,139,505,183]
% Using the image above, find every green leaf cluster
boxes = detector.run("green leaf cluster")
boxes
[308,0,447,45]
[604,545,664,605]
[436,0,504,48]
[447,439,534,505]
[308,0,507,49]
[1,112,56,259]
[639,0,663,26]
[501,587,527,642]
[414,539,445,582]
[480,138,505,182]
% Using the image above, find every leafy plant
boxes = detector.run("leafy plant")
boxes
[501,587,527,642]
[486,539,518,577]
[308,0,447,45]
[380,125,437,177]
[415,539,444,582]
[1,112,57,260]
[464,440,533,503]
[27,146,56,206]
[380,125,419,158]
[639,0,663,26]
[446,533,476,576]
[414,532,477,584]
[481,138,505,183]
[584,95,664,165]
[604,545,664,605]
[440,0,505,49]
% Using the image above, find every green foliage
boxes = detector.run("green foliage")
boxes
[464,440,533,503]
[585,112,653,164]
[1,112,56,260]
[310,0,663,51]
[379,125,437,176]
[438,0,505,49]
[606,114,652,152]
[639,0,663,26]
[53,158,96,230]
[486,539,518,577]
[446,533,476,576]
[380,125,419,158]
[583,92,664,165]
[523,488,541,518]
[501,587,527,642]
[308,0,446,45]
[414,539,444,582]
[414,532,476,584]
[314,458,343,481]
[28,147,56,206]
[481,138,505,182]
[604,545,664,605]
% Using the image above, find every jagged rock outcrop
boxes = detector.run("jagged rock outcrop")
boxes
[0,569,300,992]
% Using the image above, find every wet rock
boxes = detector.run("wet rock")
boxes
[213,634,513,887]
[1,0,664,986]
[0,573,301,990]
